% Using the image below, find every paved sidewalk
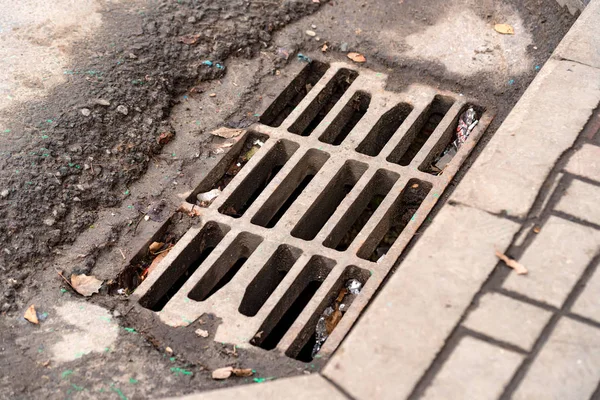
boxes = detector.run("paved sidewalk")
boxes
[173,1,600,398]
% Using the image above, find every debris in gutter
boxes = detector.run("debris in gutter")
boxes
[495,250,528,275]
[431,106,478,173]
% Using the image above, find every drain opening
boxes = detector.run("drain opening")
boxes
[287,265,370,362]
[238,245,303,317]
[250,255,335,351]
[291,160,368,241]
[288,68,359,137]
[387,95,455,166]
[138,222,230,311]
[188,232,263,301]
[219,140,300,218]
[356,102,414,157]
[251,149,330,228]
[186,131,269,204]
[323,169,399,251]
[260,61,330,128]
[420,104,485,175]
[319,91,371,145]
[358,179,432,262]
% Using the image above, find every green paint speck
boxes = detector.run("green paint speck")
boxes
[170,367,193,376]
[129,378,138,384]
[60,288,67,294]
[61,370,73,379]
[124,327,136,333]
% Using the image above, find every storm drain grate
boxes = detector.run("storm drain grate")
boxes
[133,61,494,361]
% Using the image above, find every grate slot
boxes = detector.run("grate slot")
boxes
[287,265,371,361]
[387,95,455,166]
[139,222,229,311]
[186,132,269,203]
[358,179,432,262]
[188,232,263,302]
[419,104,486,175]
[288,68,359,137]
[323,169,399,251]
[260,61,330,127]
[238,245,303,317]
[319,91,371,145]
[250,256,335,351]
[291,160,368,241]
[356,102,414,157]
[219,140,299,218]
[251,149,330,228]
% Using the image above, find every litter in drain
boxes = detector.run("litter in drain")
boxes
[131,60,494,362]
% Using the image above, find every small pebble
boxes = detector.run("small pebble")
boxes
[195,329,209,338]
[315,37,320,41]
[340,42,349,52]
[94,99,110,106]
[117,105,129,115]
[209,93,216,97]
[311,24,317,29]
[80,108,91,117]
[0,189,9,198]
[165,347,173,354]
[113,310,122,318]
[306,30,316,37]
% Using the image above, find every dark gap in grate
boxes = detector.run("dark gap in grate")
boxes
[319,91,371,145]
[186,131,269,203]
[251,255,335,351]
[238,245,303,317]
[387,95,455,166]
[260,61,330,127]
[138,222,229,311]
[288,68,359,137]
[291,160,368,241]
[219,140,299,218]
[356,102,414,157]
[420,104,486,175]
[288,265,371,362]
[251,149,330,228]
[323,169,399,251]
[358,179,432,262]
[188,232,262,302]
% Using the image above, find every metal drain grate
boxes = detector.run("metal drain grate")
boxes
[133,61,494,361]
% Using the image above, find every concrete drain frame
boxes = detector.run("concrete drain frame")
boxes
[132,60,494,363]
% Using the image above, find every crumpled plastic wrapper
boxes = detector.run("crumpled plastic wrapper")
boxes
[433,106,478,172]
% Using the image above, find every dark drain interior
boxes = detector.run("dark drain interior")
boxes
[323,169,399,251]
[251,149,330,228]
[251,255,335,351]
[188,232,263,301]
[260,61,329,128]
[219,139,299,218]
[358,179,432,262]
[239,245,303,317]
[291,160,368,241]
[319,91,371,145]
[356,102,414,157]
[139,222,230,311]
[288,68,359,136]
[387,95,455,165]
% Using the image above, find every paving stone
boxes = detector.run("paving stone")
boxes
[572,264,600,323]
[555,179,600,225]
[463,292,552,351]
[323,204,519,400]
[163,375,347,400]
[451,59,600,218]
[513,317,600,400]
[553,0,600,68]
[565,144,600,181]
[422,336,524,400]
[503,216,600,308]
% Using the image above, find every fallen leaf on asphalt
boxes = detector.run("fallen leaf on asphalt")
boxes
[178,203,203,217]
[211,127,245,139]
[321,43,328,52]
[494,23,515,35]
[347,52,366,63]
[157,131,174,145]
[24,304,39,324]
[146,245,173,277]
[232,368,254,377]
[179,34,201,45]
[195,328,209,338]
[70,274,103,297]
[212,367,233,380]
[495,251,528,275]
[149,242,164,255]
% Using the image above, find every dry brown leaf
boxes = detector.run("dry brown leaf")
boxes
[157,131,174,145]
[211,127,245,139]
[347,52,366,63]
[149,241,164,255]
[232,368,254,377]
[533,226,541,233]
[495,251,528,275]
[179,34,201,45]
[325,309,343,333]
[24,304,39,324]
[321,43,328,52]
[494,23,515,35]
[212,367,233,380]
[70,274,103,297]
[178,203,203,217]
[146,245,173,277]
